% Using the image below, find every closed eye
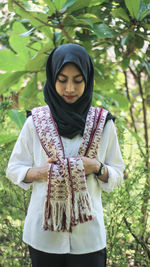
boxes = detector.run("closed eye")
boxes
[57,78,67,83]
[74,79,84,84]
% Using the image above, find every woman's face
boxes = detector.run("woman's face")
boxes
[55,63,85,104]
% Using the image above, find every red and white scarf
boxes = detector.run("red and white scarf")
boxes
[32,106,108,232]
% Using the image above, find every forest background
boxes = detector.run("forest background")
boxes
[0,0,149,266]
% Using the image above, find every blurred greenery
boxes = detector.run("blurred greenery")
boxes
[0,0,149,266]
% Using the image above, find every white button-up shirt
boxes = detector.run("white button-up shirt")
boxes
[6,115,125,254]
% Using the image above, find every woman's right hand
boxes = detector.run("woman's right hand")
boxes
[23,158,58,183]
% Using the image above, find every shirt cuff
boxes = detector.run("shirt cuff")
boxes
[6,166,32,190]
[98,165,124,193]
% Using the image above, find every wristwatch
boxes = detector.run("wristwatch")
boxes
[96,162,105,176]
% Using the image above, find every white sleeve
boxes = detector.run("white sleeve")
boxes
[6,116,34,190]
[98,120,125,193]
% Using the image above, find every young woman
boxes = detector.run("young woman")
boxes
[6,44,125,267]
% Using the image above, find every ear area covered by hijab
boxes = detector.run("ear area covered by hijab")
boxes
[43,44,94,139]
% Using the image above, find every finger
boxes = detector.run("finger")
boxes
[47,158,58,163]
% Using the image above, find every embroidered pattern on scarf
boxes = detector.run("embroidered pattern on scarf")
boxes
[32,106,108,232]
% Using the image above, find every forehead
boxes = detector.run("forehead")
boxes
[59,62,82,75]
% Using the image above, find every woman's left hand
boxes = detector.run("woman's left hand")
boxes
[81,157,100,175]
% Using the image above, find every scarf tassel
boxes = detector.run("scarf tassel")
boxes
[43,191,93,232]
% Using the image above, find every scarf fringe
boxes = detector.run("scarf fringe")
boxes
[43,191,93,232]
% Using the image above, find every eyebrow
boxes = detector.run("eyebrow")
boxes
[58,73,83,78]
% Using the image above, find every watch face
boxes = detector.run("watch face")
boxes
[101,166,105,175]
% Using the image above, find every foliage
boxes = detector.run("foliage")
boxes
[0,0,149,266]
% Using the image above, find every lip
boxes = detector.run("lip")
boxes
[64,96,76,99]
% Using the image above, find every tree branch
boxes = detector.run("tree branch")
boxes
[12,0,73,43]
[137,73,149,156]
[137,72,150,234]
[123,217,150,259]
[123,70,145,158]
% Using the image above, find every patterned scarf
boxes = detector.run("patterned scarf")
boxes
[32,106,108,232]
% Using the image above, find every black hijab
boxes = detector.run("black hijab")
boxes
[44,44,94,139]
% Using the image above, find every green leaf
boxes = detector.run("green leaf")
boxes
[121,33,134,46]
[63,0,76,9]
[140,8,150,20]
[109,93,129,109]
[0,134,17,145]
[8,0,14,12]
[15,6,33,19]
[120,58,130,70]
[24,1,48,13]
[19,74,38,109]
[35,44,53,55]
[143,61,150,75]
[25,53,47,71]
[88,0,105,7]
[94,73,115,91]
[121,33,144,49]
[64,0,105,12]
[20,27,35,37]
[134,35,144,49]
[0,49,25,72]
[40,26,53,40]
[12,21,28,34]
[111,7,130,22]
[125,0,141,19]
[77,13,99,23]
[0,71,27,93]
[93,24,117,38]
[143,23,150,30]
[9,26,29,59]
[8,110,26,130]
[43,0,56,13]
[15,8,48,26]
[55,0,66,10]
[63,15,92,28]
[76,32,97,42]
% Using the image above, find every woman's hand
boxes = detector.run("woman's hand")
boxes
[81,156,108,182]
[81,156,100,175]
[23,158,58,183]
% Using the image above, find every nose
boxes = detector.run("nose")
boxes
[65,80,75,93]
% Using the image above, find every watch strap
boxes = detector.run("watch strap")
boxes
[96,162,104,176]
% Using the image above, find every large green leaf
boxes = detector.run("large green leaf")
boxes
[111,7,130,22]
[0,134,17,145]
[54,0,66,10]
[63,0,76,9]
[40,27,54,40]
[9,22,29,60]
[109,92,130,109]
[0,49,25,72]
[120,58,130,70]
[19,74,39,109]
[140,8,150,20]
[64,0,105,12]
[124,0,141,19]
[143,61,150,75]
[93,24,117,38]
[138,2,150,21]
[15,7,48,27]
[8,0,14,12]
[25,53,47,71]
[43,0,56,13]
[24,1,48,13]
[8,110,26,130]
[63,15,93,29]
[0,71,27,93]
